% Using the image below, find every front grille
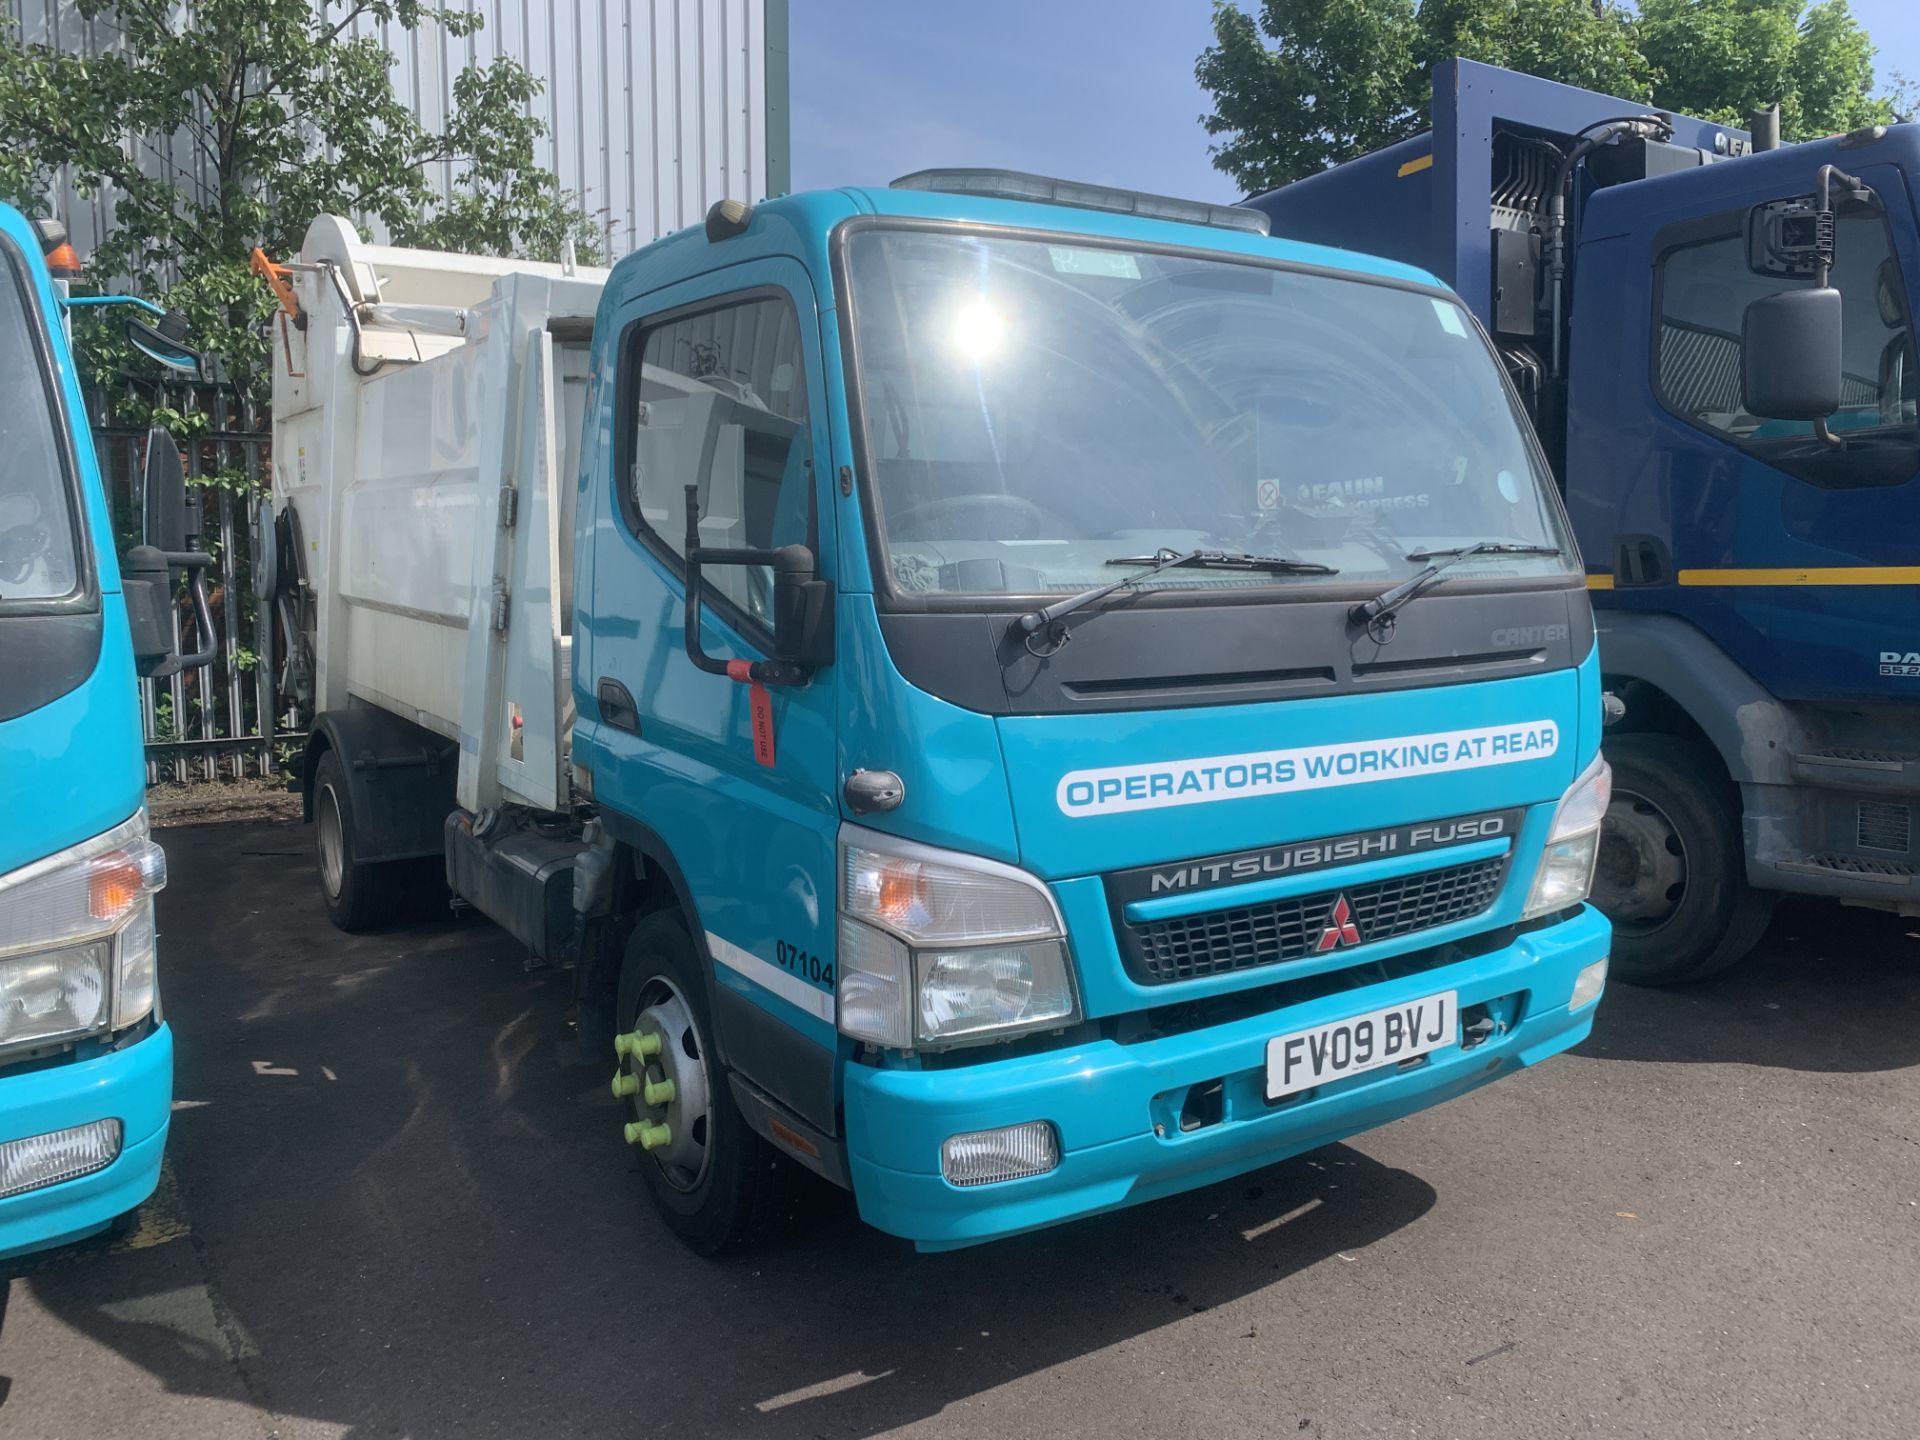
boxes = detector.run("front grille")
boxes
[1858,801,1912,854]
[1122,856,1509,985]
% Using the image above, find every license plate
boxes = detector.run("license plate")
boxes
[1265,990,1458,1101]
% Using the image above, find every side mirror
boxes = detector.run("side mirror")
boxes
[124,309,202,375]
[679,483,832,687]
[772,549,836,670]
[1743,288,1843,420]
[120,546,176,677]
[122,429,216,677]
[141,425,194,551]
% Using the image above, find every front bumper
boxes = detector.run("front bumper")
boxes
[0,1022,173,1261]
[844,906,1607,1250]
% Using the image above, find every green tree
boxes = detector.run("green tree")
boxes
[1417,0,1651,98]
[1199,0,1896,194]
[1197,0,1425,195]
[1640,0,1886,137]
[0,0,600,399]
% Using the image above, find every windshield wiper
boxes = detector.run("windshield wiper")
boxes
[1107,548,1337,574]
[1014,546,1337,644]
[1349,541,1563,636]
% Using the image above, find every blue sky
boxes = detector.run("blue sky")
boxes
[791,0,1920,202]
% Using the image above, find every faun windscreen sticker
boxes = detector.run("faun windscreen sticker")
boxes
[1057,721,1560,818]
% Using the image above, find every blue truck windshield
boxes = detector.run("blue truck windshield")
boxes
[0,244,82,603]
[844,226,1572,598]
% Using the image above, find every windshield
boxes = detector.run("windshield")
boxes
[844,226,1574,598]
[0,242,82,603]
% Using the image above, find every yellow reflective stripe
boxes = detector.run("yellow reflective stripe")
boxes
[1585,574,1615,590]
[1676,567,1920,587]
[1397,153,1434,178]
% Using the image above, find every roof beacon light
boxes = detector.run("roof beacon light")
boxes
[32,217,82,278]
[891,168,1271,237]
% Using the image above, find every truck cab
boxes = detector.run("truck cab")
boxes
[1566,125,1919,966]
[568,176,1611,1249]
[272,176,1612,1252]
[1247,62,1920,982]
[0,203,176,1258]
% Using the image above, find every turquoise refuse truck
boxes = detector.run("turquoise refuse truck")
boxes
[0,202,205,1259]
[269,173,1614,1253]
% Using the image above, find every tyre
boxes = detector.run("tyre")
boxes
[614,912,794,1254]
[311,748,403,932]
[1593,733,1776,985]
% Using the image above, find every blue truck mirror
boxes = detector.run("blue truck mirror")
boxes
[1742,288,1843,420]
[141,427,191,551]
[130,428,217,675]
[124,308,202,374]
[772,559,835,670]
[119,544,177,677]
[680,482,830,687]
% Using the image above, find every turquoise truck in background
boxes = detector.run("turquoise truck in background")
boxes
[0,202,202,1259]
[268,172,1614,1253]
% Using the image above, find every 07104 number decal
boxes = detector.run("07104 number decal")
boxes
[775,938,834,988]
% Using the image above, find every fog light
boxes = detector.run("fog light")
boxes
[939,1121,1060,1187]
[0,1118,122,1200]
[1570,956,1609,1012]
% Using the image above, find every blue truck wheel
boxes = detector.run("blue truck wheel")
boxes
[614,913,796,1253]
[1596,734,1776,984]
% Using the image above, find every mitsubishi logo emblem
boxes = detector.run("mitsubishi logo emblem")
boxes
[1315,894,1363,952]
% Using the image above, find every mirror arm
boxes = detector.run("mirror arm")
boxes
[145,550,218,676]
[679,483,814,687]
[1807,166,1860,451]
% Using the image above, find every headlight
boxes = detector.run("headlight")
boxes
[0,812,167,1054]
[837,828,1078,1050]
[1523,752,1612,920]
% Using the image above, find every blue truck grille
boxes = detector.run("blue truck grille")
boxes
[1120,855,1509,985]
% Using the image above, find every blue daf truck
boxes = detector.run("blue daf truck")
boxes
[1248,62,1920,982]
[0,201,204,1258]
[272,174,1612,1252]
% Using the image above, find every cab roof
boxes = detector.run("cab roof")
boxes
[826,179,1451,292]
[602,173,1457,312]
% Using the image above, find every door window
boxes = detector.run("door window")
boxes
[620,291,811,633]
[0,238,82,604]
[1654,209,1917,483]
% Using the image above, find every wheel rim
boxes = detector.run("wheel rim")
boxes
[625,977,713,1192]
[1594,786,1690,934]
[316,784,346,899]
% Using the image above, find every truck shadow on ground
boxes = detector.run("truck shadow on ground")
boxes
[1577,898,1920,1073]
[14,819,1438,1439]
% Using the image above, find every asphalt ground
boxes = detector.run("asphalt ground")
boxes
[2,816,1918,1439]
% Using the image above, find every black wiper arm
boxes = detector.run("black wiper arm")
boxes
[1013,547,1337,642]
[1350,541,1563,635]
[1108,548,1337,575]
[1401,542,1564,562]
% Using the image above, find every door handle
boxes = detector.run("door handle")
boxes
[597,678,641,735]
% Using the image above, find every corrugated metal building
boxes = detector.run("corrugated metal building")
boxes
[6,0,789,263]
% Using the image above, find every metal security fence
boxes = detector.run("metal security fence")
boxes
[89,381,292,784]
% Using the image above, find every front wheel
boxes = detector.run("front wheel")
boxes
[312,749,403,932]
[614,913,795,1254]
[1593,733,1776,985]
